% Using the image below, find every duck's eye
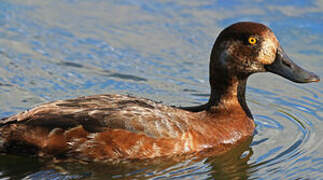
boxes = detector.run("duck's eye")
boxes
[248,37,257,45]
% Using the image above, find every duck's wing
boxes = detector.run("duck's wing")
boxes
[1,94,188,138]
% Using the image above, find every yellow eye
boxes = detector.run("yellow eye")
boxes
[248,37,257,45]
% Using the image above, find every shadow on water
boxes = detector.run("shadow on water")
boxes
[0,155,42,179]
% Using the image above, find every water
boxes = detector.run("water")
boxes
[0,0,322,179]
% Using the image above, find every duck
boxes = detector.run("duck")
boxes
[0,22,319,161]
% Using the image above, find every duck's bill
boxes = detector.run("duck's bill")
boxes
[265,46,320,83]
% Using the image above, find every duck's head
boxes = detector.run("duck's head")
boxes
[210,22,320,83]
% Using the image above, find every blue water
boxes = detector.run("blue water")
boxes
[0,0,322,179]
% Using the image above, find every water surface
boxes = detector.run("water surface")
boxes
[0,0,322,179]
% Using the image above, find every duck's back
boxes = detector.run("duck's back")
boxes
[0,94,195,160]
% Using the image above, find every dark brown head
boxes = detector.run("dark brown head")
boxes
[210,22,320,83]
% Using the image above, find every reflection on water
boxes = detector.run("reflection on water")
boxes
[2,137,253,179]
[0,0,322,179]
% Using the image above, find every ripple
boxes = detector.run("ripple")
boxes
[108,72,148,82]
[57,61,84,68]
[249,90,321,179]
[22,170,87,180]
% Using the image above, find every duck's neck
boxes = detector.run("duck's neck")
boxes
[207,71,252,119]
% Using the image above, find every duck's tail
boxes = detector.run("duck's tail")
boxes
[0,120,40,154]
[0,118,7,151]
[0,116,14,152]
